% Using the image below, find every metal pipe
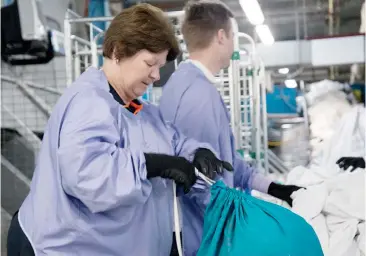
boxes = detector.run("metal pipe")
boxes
[25,82,62,95]
[2,76,53,117]
[253,65,261,169]
[66,9,83,19]
[226,18,241,149]
[335,0,340,34]
[84,46,90,70]
[268,155,287,172]
[228,57,239,148]
[302,0,308,38]
[329,0,335,79]
[259,60,269,174]
[75,50,93,56]
[1,208,13,225]
[295,0,300,41]
[1,73,62,96]
[248,67,255,159]
[268,154,286,174]
[88,22,105,34]
[268,150,289,172]
[237,32,256,56]
[64,15,73,86]
[1,155,31,187]
[92,32,105,68]
[64,13,108,75]
[89,22,94,48]
[268,159,286,174]
[241,67,250,155]
[268,162,284,175]
[295,0,302,72]
[71,35,92,46]
[287,67,305,79]
[69,16,114,23]
[1,105,42,154]
[237,32,257,158]
[74,41,81,77]
[328,0,334,36]
[335,0,340,77]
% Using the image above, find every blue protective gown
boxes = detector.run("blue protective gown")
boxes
[17,67,211,255]
[159,60,272,256]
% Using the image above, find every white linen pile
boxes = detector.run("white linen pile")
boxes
[286,105,365,256]
[305,80,353,166]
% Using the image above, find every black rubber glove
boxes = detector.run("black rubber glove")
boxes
[193,148,233,180]
[336,157,365,172]
[268,183,303,207]
[144,153,197,193]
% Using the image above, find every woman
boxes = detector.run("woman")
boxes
[7,4,231,255]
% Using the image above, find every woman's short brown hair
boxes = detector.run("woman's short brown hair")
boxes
[103,4,180,62]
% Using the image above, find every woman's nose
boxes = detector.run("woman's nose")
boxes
[150,68,160,82]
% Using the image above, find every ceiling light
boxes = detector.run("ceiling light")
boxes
[285,79,298,88]
[278,68,289,74]
[239,0,265,25]
[255,24,275,45]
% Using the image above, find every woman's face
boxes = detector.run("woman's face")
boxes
[118,49,168,99]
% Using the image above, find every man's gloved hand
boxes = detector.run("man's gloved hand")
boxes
[144,153,197,193]
[193,148,233,180]
[268,183,303,207]
[336,157,365,172]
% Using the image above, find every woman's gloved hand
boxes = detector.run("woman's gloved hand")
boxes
[268,183,303,207]
[193,148,233,180]
[336,157,365,172]
[144,153,197,193]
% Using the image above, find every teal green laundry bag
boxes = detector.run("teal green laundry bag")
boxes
[197,181,323,256]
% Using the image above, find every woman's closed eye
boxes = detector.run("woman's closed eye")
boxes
[145,61,155,67]
[145,60,165,68]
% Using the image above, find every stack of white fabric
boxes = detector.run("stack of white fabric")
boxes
[308,91,352,141]
[305,80,348,107]
[305,80,353,166]
[288,168,365,256]
[286,105,365,256]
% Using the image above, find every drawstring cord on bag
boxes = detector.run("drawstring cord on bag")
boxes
[172,168,215,256]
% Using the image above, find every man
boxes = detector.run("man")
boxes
[159,1,302,255]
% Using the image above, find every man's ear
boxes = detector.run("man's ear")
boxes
[217,29,226,45]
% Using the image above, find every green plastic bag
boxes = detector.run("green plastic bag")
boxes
[197,181,323,256]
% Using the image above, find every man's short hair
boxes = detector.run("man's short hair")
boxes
[181,0,234,52]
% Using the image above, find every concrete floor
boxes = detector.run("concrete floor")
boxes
[1,208,12,255]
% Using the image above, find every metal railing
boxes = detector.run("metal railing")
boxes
[2,75,54,117]
[64,9,105,85]
[1,104,42,153]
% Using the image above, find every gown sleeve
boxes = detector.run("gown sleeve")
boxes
[57,89,152,213]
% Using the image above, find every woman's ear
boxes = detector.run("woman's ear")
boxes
[112,48,119,64]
